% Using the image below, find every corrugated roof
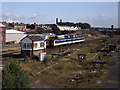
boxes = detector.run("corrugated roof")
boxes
[6,29,25,34]
[29,36,44,41]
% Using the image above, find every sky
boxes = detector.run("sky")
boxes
[1,2,118,28]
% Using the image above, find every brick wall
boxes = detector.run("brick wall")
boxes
[33,50,46,56]
[21,50,33,58]
[14,26,26,31]
[21,49,46,58]
[0,27,6,44]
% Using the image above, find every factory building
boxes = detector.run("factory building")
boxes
[6,29,27,43]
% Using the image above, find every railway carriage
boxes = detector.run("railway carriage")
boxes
[49,37,85,47]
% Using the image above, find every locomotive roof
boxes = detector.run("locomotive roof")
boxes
[54,37,84,40]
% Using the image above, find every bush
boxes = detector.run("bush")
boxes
[36,27,45,34]
[42,56,50,65]
[52,25,62,35]
[32,55,39,60]
[2,61,30,88]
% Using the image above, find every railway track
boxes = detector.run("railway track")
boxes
[46,37,110,53]
[1,37,111,57]
[1,51,21,58]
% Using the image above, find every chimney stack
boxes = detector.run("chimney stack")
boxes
[60,19,62,23]
[111,25,114,30]
[56,18,58,24]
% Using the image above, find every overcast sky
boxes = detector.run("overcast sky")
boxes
[1,2,118,28]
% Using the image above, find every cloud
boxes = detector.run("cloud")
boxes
[90,17,117,27]
[2,12,51,24]
[78,14,117,27]
[32,13,38,17]
[2,12,11,20]
[8,19,14,23]
[2,12,117,27]
[98,13,105,19]
[14,14,19,19]
[101,13,105,17]
[27,13,51,24]
[13,14,27,21]
[4,12,11,17]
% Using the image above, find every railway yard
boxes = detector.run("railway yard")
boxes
[1,32,120,88]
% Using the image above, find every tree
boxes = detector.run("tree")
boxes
[2,61,30,88]
[52,25,62,35]
[57,22,75,27]
[57,21,91,29]
[30,24,35,29]
[36,27,45,34]
[26,24,30,28]
[76,22,83,27]
[75,22,91,29]
[61,30,70,34]
[26,31,38,34]
[83,23,91,29]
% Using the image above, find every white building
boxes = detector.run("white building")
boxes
[57,25,81,31]
[6,29,27,43]
[21,35,46,58]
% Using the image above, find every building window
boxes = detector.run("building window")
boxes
[34,43,37,48]
[27,43,32,48]
[40,42,44,47]
[23,43,27,48]
[22,43,32,48]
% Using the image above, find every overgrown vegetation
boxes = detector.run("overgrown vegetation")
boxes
[52,25,62,35]
[42,56,50,66]
[2,61,30,88]
[2,33,120,88]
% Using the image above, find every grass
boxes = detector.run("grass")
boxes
[2,35,120,88]
[79,83,100,88]
[29,35,120,87]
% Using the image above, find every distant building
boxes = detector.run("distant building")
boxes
[0,23,6,45]
[56,18,58,24]
[13,22,26,31]
[6,23,14,29]
[2,21,54,32]
[2,21,27,31]
[57,25,81,31]
[55,18,81,31]
[6,29,27,43]
[41,24,54,30]
[21,35,46,58]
